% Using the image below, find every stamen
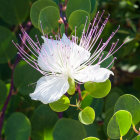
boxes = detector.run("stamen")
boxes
[106,57,117,69]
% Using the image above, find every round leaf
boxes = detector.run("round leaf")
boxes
[5,112,31,140]
[93,51,114,70]
[90,0,98,18]
[30,0,58,27]
[107,110,132,139]
[39,6,60,33]
[53,118,86,140]
[81,91,93,109]
[60,24,65,36]
[84,123,99,138]
[67,78,75,95]
[91,98,104,117]
[14,61,41,95]
[114,94,140,125]
[84,80,111,98]
[83,137,100,140]
[68,10,90,31]
[66,0,91,18]
[71,24,85,38]
[0,0,29,25]
[31,105,58,140]
[105,88,122,111]
[0,26,17,64]
[78,106,95,125]
[49,95,70,112]
[29,28,43,43]
[100,51,114,69]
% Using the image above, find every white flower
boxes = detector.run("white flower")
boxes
[13,11,124,104]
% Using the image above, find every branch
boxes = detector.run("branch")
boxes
[133,125,140,135]
[77,84,82,101]
[0,21,32,139]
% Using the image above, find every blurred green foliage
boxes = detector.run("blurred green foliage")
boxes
[0,0,140,139]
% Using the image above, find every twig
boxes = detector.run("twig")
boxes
[120,136,123,140]
[59,2,68,35]
[69,104,82,111]
[133,125,140,135]
[58,112,63,119]
[0,21,32,139]
[77,84,82,101]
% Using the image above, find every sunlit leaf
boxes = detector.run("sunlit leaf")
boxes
[84,80,111,98]
[114,94,140,125]
[49,95,70,112]
[78,106,95,125]
[107,110,132,139]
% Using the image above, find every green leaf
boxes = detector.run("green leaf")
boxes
[114,94,140,125]
[14,61,41,95]
[84,123,99,138]
[5,112,31,140]
[52,0,60,4]
[0,0,29,25]
[81,91,93,109]
[0,80,7,107]
[93,51,114,69]
[100,51,114,69]
[66,0,91,18]
[91,98,104,117]
[53,118,86,140]
[78,106,95,125]
[105,87,122,111]
[30,0,58,28]
[49,95,70,112]
[83,137,100,140]
[64,94,79,120]
[31,104,58,140]
[76,24,85,38]
[39,6,60,33]
[67,77,75,95]
[132,135,140,140]
[0,26,17,64]
[90,0,98,18]
[84,80,111,98]
[60,24,65,37]
[68,10,90,31]
[107,110,132,139]
[71,24,85,38]
[99,22,113,42]
[29,28,43,44]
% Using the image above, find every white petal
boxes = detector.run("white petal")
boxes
[74,64,114,83]
[30,75,69,104]
[61,34,91,67]
[69,43,90,68]
[60,34,91,67]
[38,35,90,74]
[38,37,63,73]
[61,34,71,44]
